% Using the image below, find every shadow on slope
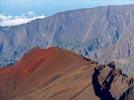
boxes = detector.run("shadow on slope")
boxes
[92,65,115,100]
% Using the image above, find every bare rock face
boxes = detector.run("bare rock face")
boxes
[0,5,134,75]
[92,63,134,100]
[0,48,133,100]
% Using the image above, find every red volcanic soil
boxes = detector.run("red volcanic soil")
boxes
[1,47,82,80]
[0,47,133,100]
[0,47,89,100]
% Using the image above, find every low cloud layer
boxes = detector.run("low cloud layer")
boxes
[0,11,45,26]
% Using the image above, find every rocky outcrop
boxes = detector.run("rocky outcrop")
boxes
[92,63,134,100]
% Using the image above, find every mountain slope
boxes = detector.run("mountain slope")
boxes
[0,5,134,75]
[0,47,133,100]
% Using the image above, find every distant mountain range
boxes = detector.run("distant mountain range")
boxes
[0,5,134,75]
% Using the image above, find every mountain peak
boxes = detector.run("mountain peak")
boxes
[0,47,133,100]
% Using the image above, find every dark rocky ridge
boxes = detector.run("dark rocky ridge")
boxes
[0,5,134,75]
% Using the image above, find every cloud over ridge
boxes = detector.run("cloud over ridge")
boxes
[0,11,45,27]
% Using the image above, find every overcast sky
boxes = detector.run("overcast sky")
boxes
[0,0,134,26]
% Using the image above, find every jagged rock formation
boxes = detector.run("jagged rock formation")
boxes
[0,5,134,75]
[0,47,133,100]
